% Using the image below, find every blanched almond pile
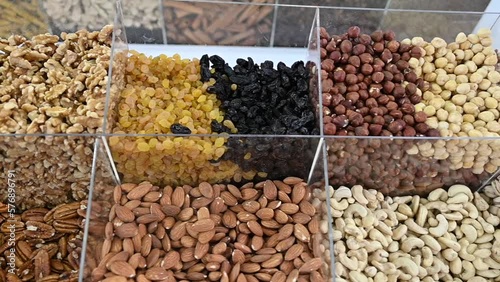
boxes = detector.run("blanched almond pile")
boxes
[90,178,328,282]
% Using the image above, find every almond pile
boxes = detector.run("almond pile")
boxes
[90,178,328,282]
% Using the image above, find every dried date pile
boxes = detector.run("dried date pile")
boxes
[0,202,86,281]
[86,178,329,282]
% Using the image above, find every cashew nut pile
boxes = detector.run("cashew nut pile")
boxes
[314,184,500,281]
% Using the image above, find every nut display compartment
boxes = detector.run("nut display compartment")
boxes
[82,136,333,281]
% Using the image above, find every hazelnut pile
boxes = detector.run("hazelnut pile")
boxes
[320,26,439,137]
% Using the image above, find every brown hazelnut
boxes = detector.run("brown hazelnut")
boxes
[348,112,364,126]
[355,100,364,109]
[364,115,373,123]
[384,30,395,41]
[348,55,361,68]
[340,40,353,53]
[393,85,405,98]
[392,53,401,63]
[369,124,383,135]
[347,84,360,92]
[337,83,347,94]
[383,81,395,93]
[357,73,364,82]
[323,106,331,116]
[414,111,427,123]
[359,107,369,116]
[329,50,341,62]
[321,48,328,60]
[381,49,393,63]
[366,45,375,55]
[410,46,422,58]
[373,116,385,125]
[346,92,360,103]
[359,89,369,100]
[403,115,415,126]
[321,69,328,80]
[405,83,417,95]
[372,64,383,72]
[393,73,404,83]
[324,116,333,124]
[341,53,350,64]
[365,97,378,108]
[386,101,398,111]
[416,78,427,91]
[427,129,440,137]
[369,107,384,116]
[386,40,400,53]
[370,85,383,98]
[383,114,394,124]
[371,30,384,42]
[320,38,328,48]
[396,60,410,71]
[355,126,369,136]
[341,100,353,109]
[385,63,398,74]
[332,115,348,128]
[320,27,330,39]
[373,42,385,53]
[323,78,334,93]
[321,59,335,72]
[381,130,393,136]
[334,104,346,115]
[359,53,373,64]
[329,85,339,95]
[347,26,361,38]
[381,107,389,115]
[352,44,366,55]
[359,34,372,45]
[388,119,404,134]
[361,64,373,75]
[322,93,333,106]
[372,72,384,83]
[401,52,411,61]
[373,57,385,67]
[383,71,394,81]
[389,109,403,119]
[400,103,415,115]
[409,94,421,104]
[345,64,357,74]
[363,76,373,85]
[358,82,368,90]
[333,69,346,82]
[331,94,345,106]
[326,40,337,52]
[399,43,411,53]
[404,72,417,83]
[346,74,358,85]
[415,123,429,134]
[403,127,416,136]
[324,123,337,135]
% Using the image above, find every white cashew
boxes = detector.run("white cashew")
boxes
[401,237,425,253]
[334,186,352,201]
[369,229,389,247]
[447,192,470,204]
[425,201,449,212]
[450,257,462,275]
[392,225,407,241]
[375,221,393,236]
[463,202,479,219]
[442,248,459,261]
[405,219,428,235]
[331,198,349,211]
[460,261,475,280]
[458,239,476,261]
[460,224,478,242]
[448,184,473,200]
[473,192,490,211]
[352,185,368,205]
[428,188,448,201]
[338,253,359,271]
[397,203,414,217]
[348,270,368,282]
[344,203,368,218]
[477,217,495,233]
[442,211,463,221]
[476,270,500,279]
[394,257,419,276]
[438,237,461,252]
[473,248,491,259]
[421,234,442,253]
[421,246,433,267]
[415,205,428,227]
[429,214,449,237]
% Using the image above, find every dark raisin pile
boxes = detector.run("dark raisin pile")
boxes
[200,54,319,180]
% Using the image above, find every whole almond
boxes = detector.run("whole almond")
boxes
[186,272,207,280]
[120,183,137,193]
[241,189,259,200]
[242,201,260,213]
[292,213,312,225]
[283,177,303,185]
[247,221,263,237]
[192,219,215,233]
[249,254,272,263]
[192,197,214,209]
[291,184,306,204]
[251,236,264,251]
[171,187,185,207]
[145,266,170,280]
[241,263,260,273]
[198,230,215,244]
[232,249,246,264]
[140,234,152,257]
[299,201,316,217]
[170,222,186,241]
[115,205,134,223]
[178,207,194,221]
[115,223,138,238]
[221,191,238,206]
[127,183,152,200]
[261,253,283,268]
[285,244,304,261]
[237,212,258,222]
[128,253,142,269]
[197,207,210,220]
[161,205,181,217]
[109,261,136,278]
[256,248,277,255]
[237,273,247,282]
[261,220,281,229]
[234,242,252,254]
[194,242,209,259]
[229,263,241,282]
[308,218,320,234]
[227,184,243,199]
[275,236,295,252]
[286,269,299,282]
[280,203,299,215]
[255,273,273,281]
[263,180,277,200]
[180,247,195,262]
[271,271,287,282]
[137,214,161,224]
[298,258,322,273]
[293,223,310,243]
[212,242,227,255]
[113,185,122,204]
[274,210,289,224]
[199,182,214,199]
[210,197,225,214]
[267,200,282,210]
[161,251,180,269]
[256,208,274,220]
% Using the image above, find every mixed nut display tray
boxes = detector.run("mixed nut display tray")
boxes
[1,0,500,281]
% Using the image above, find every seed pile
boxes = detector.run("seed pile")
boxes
[88,178,328,281]
[0,202,85,281]
[316,184,500,281]
[110,51,257,186]
[0,26,116,208]
[320,26,439,137]
[405,29,500,175]
[200,55,318,179]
